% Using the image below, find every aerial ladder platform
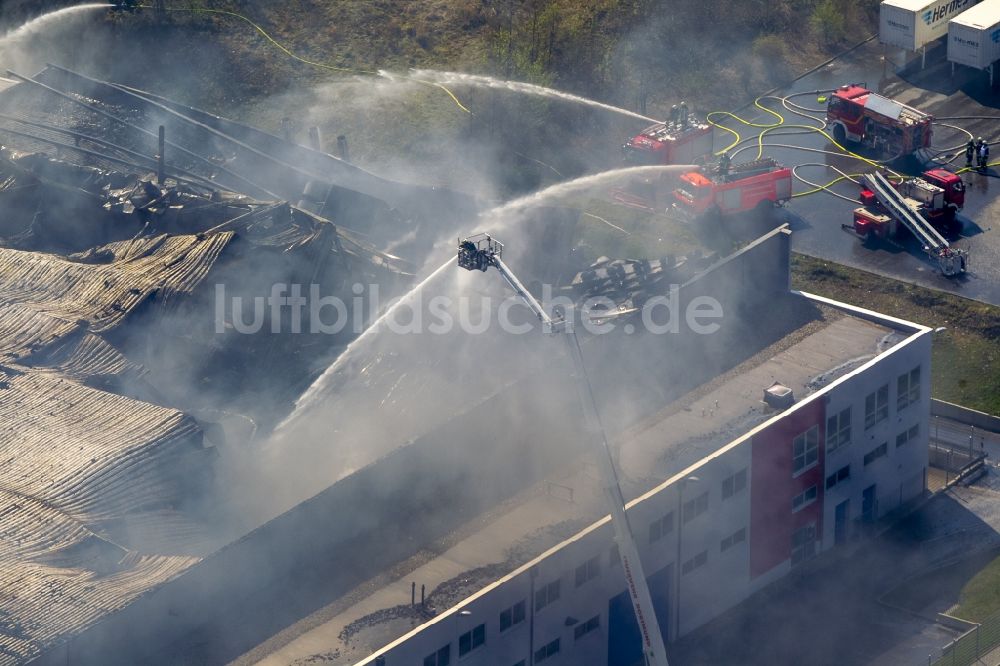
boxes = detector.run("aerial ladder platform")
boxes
[861,172,967,276]
[458,234,671,666]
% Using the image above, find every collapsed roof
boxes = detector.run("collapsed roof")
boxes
[0,68,417,661]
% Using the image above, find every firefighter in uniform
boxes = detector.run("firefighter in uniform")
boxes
[979,139,990,171]
[966,139,976,168]
[718,151,731,180]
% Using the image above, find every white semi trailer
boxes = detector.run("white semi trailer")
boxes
[881,0,982,65]
[948,0,1000,82]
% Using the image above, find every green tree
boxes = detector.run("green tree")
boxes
[811,0,847,45]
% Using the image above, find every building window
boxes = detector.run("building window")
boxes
[499,600,526,633]
[534,579,560,612]
[864,442,888,466]
[681,550,708,575]
[648,511,675,543]
[683,492,709,524]
[424,645,451,666]
[791,523,817,566]
[575,555,601,588]
[865,385,889,429]
[791,485,818,512]
[722,468,748,499]
[825,464,850,490]
[574,615,600,640]
[896,424,919,448]
[897,367,920,411]
[720,527,746,552]
[534,638,560,663]
[458,623,486,657]
[792,425,819,474]
[826,407,851,453]
[512,661,526,666]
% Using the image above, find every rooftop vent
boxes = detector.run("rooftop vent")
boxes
[763,382,795,409]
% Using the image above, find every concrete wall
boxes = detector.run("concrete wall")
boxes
[932,398,1000,432]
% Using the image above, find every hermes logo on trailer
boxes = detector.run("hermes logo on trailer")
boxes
[922,0,975,25]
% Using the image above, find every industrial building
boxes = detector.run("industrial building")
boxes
[243,227,932,666]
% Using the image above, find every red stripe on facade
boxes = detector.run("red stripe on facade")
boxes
[749,399,826,579]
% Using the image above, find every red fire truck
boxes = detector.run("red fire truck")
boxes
[826,84,933,158]
[848,171,967,277]
[623,119,714,166]
[859,168,964,226]
[672,158,793,218]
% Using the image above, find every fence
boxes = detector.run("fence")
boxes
[929,608,1000,666]
[928,415,989,485]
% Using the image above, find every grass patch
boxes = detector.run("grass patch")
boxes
[792,254,1000,416]
[954,553,1000,621]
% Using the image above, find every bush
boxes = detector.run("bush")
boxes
[810,0,847,45]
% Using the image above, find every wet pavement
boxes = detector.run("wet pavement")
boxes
[706,41,1000,306]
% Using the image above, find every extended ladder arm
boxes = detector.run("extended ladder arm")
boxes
[863,172,948,251]
[457,234,670,666]
[862,172,967,276]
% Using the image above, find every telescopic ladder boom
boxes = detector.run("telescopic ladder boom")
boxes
[457,233,670,666]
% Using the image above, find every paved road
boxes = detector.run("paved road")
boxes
[708,41,1000,306]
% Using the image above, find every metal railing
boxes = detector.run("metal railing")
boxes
[929,416,989,485]
[929,608,1000,666]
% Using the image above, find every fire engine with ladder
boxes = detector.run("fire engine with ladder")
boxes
[623,116,714,166]
[849,171,968,276]
[826,84,934,159]
[672,157,793,219]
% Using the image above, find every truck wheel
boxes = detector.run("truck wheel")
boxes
[832,124,847,145]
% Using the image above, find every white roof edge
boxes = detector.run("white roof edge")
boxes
[794,290,932,334]
[950,3,1000,28]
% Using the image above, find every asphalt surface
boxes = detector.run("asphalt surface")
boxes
[707,41,1000,306]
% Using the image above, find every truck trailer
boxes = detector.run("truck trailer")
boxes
[948,0,1000,82]
[880,0,982,52]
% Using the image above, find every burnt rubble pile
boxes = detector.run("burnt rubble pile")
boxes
[0,69,420,665]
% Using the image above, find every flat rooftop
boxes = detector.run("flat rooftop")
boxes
[242,299,902,666]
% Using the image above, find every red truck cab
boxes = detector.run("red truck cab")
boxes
[922,168,965,211]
